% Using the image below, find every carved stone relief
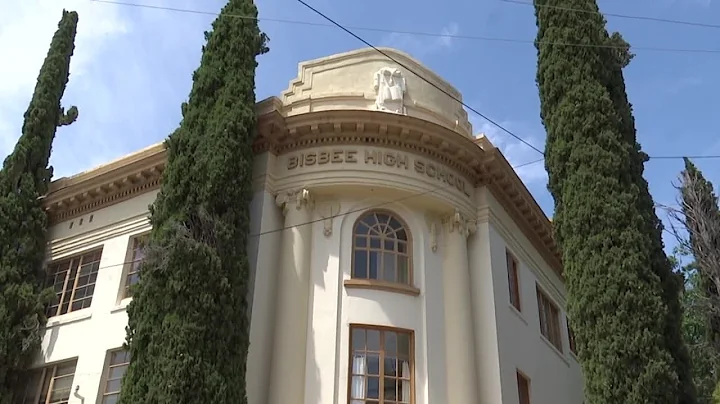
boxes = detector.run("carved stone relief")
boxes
[373,67,407,115]
[442,209,477,238]
[275,188,314,216]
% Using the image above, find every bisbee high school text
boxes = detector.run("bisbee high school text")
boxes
[286,148,472,197]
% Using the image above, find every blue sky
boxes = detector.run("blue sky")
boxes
[2,0,719,254]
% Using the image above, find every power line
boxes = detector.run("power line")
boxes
[503,0,720,30]
[86,0,720,55]
[85,1,720,165]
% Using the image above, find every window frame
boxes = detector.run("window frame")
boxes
[122,233,149,299]
[99,349,131,404]
[347,324,415,404]
[14,359,78,404]
[536,284,563,352]
[516,370,531,404]
[506,249,521,311]
[346,210,419,296]
[45,248,103,317]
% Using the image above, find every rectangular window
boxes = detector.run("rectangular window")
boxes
[567,318,577,355]
[45,249,103,317]
[349,325,413,403]
[506,250,521,310]
[517,371,531,404]
[101,350,131,404]
[14,359,77,404]
[536,286,562,352]
[123,235,147,298]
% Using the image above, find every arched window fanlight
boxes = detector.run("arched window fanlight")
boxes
[352,211,411,285]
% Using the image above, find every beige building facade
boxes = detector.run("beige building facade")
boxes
[17,48,583,404]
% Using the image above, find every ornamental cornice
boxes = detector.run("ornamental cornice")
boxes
[41,97,562,279]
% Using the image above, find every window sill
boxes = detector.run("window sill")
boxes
[45,310,92,329]
[509,304,527,325]
[111,297,132,314]
[344,279,421,296]
[539,333,569,366]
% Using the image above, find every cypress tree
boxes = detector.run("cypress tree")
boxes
[606,33,697,404]
[534,1,690,402]
[118,0,267,403]
[0,10,78,403]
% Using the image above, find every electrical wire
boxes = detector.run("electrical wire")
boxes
[503,0,720,30]
[86,0,720,55]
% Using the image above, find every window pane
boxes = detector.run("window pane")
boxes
[367,376,380,399]
[105,378,122,394]
[354,251,368,279]
[397,333,410,356]
[369,252,379,279]
[355,236,367,248]
[352,328,366,351]
[367,354,380,375]
[102,394,119,404]
[367,330,380,351]
[385,331,397,354]
[382,253,396,282]
[397,257,409,284]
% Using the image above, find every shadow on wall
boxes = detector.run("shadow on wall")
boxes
[43,325,60,360]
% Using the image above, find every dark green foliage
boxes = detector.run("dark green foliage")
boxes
[673,250,719,403]
[118,1,268,403]
[606,33,696,404]
[0,10,78,404]
[534,0,695,402]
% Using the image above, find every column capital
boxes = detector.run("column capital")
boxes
[442,209,476,238]
[275,188,314,215]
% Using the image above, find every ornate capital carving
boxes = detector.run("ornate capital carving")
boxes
[317,200,341,237]
[442,209,476,238]
[275,188,313,215]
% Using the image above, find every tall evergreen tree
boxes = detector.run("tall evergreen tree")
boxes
[0,10,78,404]
[534,1,693,402]
[118,1,267,403]
[679,159,720,375]
[606,33,697,404]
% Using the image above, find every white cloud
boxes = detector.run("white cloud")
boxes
[469,114,548,186]
[0,0,128,174]
[0,0,217,178]
[380,22,460,58]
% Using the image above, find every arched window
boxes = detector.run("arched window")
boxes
[352,211,411,285]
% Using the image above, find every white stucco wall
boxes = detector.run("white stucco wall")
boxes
[478,190,584,404]
[38,190,156,403]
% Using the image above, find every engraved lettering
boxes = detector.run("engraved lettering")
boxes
[288,156,299,170]
[414,160,425,174]
[305,152,316,166]
[285,148,471,199]
[346,150,358,163]
[397,154,409,170]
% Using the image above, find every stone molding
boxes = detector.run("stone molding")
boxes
[42,97,561,278]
